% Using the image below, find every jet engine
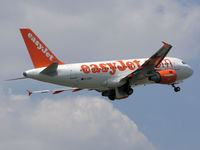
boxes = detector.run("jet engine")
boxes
[148,69,177,84]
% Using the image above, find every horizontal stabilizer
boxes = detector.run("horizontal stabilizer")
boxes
[5,77,26,81]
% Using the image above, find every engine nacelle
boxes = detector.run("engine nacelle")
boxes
[149,69,177,84]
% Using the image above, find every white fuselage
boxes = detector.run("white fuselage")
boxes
[24,57,193,91]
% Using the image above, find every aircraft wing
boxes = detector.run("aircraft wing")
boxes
[121,42,172,84]
[139,41,172,69]
[27,87,82,96]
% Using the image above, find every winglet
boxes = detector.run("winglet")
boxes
[27,90,32,96]
[162,41,169,48]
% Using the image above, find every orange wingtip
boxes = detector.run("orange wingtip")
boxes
[162,41,169,48]
[52,90,65,94]
[72,89,82,92]
[27,90,32,96]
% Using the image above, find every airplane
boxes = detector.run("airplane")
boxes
[11,28,193,100]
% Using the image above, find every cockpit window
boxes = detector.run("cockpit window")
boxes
[182,61,187,64]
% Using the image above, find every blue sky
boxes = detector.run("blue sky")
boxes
[0,0,200,150]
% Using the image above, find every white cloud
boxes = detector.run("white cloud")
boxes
[0,88,156,150]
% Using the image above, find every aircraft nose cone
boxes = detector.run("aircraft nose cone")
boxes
[185,65,193,78]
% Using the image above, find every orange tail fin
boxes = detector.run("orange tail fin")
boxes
[20,28,65,68]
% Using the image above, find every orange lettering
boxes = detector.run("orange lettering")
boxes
[90,64,100,73]
[99,63,108,72]
[81,65,90,74]
[164,59,173,68]
[133,60,141,68]
[117,60,126,71]
[106,63,116,75]
[126,61,135,70]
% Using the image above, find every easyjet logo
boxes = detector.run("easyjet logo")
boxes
[81,60,141,75]
[28,33,54,61]
[81,59,173,75]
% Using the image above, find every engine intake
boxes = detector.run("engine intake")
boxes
[149,69,177,84]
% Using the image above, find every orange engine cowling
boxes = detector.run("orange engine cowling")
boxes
[149,69,177,84]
